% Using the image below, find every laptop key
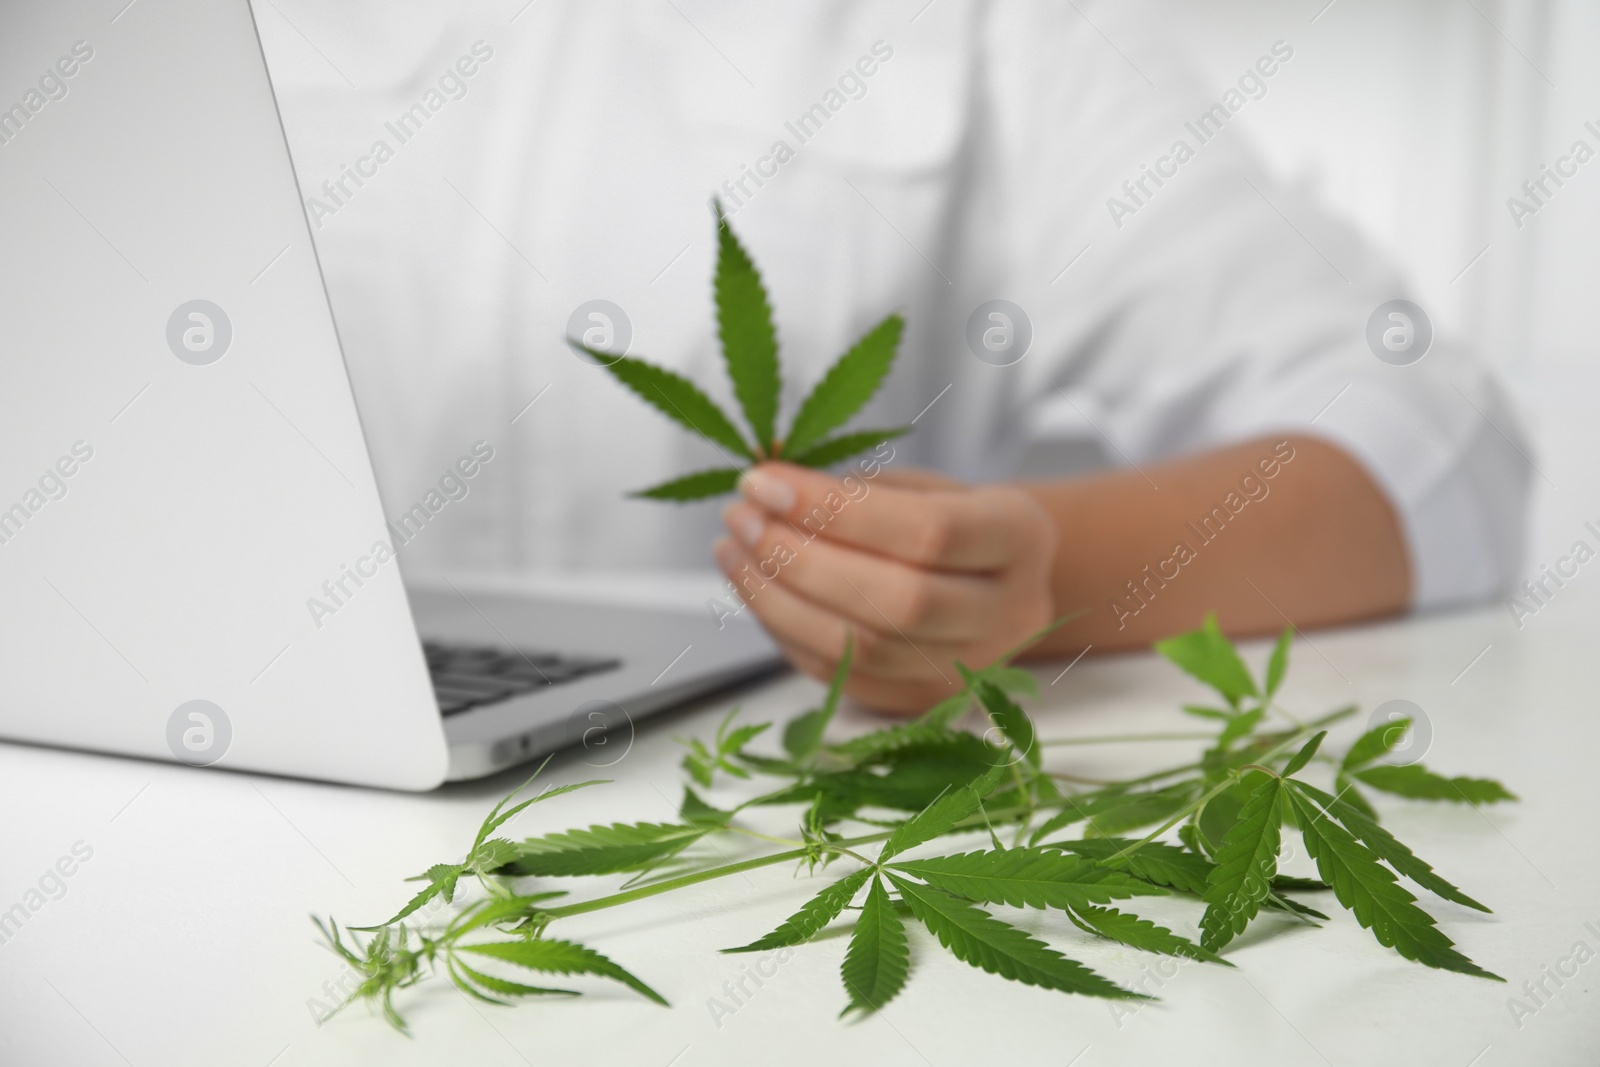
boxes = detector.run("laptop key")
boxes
[497,664,585,684]
[431,675,529,698]
[490,654,567,669]
[424,641,624,715]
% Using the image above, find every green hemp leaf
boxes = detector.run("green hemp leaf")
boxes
[317,615,1513,1034]
[573,202,910,500]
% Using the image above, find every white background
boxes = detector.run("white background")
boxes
[1166,0,1596,573]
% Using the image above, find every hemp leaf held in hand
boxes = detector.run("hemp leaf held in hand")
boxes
[316,615,1515,1033]
[571,203,910,501]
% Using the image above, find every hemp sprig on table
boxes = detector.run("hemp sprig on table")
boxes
[316,616,1515,1032]
[571,203,909,501]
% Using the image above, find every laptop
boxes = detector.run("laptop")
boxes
[0,0,779,789]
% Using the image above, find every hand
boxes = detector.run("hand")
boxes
[713,462,1058,713]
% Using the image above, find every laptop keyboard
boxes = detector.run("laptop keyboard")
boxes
[423,641,622,717]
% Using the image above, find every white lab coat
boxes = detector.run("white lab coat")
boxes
[262,0,1528,608]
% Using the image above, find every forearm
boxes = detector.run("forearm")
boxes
[1018,435,1411,656]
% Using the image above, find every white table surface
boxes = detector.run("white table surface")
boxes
[3,584,1597,1067]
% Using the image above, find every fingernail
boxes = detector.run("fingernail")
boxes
[740,468,795,514]
[724,504,764,548]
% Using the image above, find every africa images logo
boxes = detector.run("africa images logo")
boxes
[166,300,232,365]
[166,699,232,767]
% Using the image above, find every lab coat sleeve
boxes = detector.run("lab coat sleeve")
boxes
[968,6,1531,609]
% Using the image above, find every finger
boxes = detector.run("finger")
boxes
[872,467,966,491]
[722,500,1000,643]
[738,462,1040,571]
[776,640,951,715]
[715,537,948,681]
[713,538,966,687]
[714,536,885,666]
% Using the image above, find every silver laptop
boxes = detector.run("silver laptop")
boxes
[0,0,778,789]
